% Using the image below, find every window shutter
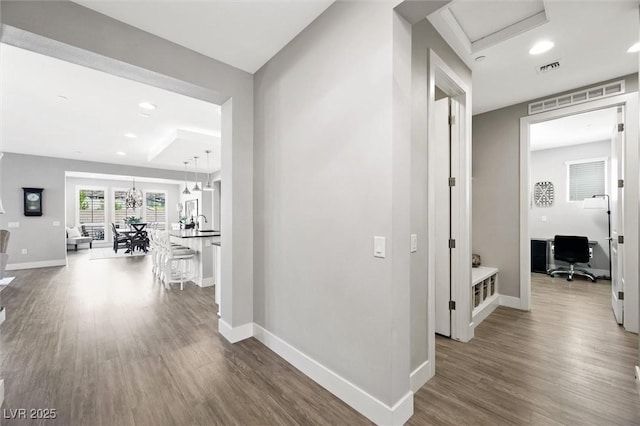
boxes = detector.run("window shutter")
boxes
[568,160,605,201]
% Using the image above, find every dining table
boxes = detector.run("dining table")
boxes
[124,223,149,254]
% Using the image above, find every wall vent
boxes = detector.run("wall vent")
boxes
[528,80,625,115]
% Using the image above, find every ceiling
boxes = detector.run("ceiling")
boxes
[530,107,618,151]
[429,1,639,114]
[73,0,335,74]
[0,43,221,173]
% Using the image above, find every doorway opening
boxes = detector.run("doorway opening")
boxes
[520,94,639,333]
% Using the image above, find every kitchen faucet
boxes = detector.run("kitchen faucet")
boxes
[196,214,208,230]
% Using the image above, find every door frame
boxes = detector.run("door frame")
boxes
[427,49,473,373]
[519,93,639,333]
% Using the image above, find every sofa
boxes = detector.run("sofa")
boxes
[66,225,93,251]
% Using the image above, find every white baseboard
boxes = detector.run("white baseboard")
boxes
[198,277,215,288]
[253,324,413,426]
[472,294,500,327]
[410,360,432,392]
[499,295,522,309]
[218,320,253,343]
[6,259,66,271]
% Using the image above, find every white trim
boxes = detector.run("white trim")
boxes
[499,295,522,310]
[6,259,66,271]
[0,379,4,411]
[520,93,639,329]
[410,360,432,393]
[199,277,215,288]
[218,319,253,343]
[253,324,413,426]
[427,49,473,344]
[0,307,5,326]
[635,366,640,381]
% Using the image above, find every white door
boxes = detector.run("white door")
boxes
[434,98,451,336]
[610,106,624,324]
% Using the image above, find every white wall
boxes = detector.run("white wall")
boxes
[529,140,611,273]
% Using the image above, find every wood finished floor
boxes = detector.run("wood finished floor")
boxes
[411,274,640,426]
[0,254,638,425]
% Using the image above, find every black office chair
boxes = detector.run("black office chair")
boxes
[548,235,596,282]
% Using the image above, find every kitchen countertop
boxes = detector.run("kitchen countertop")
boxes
[169,230,221,239]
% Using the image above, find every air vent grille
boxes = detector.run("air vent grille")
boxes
[528,80,625,115]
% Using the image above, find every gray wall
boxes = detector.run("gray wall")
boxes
[473,74,638,298]
[409,19,471,372]
[1,0,253,327]
[529,140,611,273]
[0,153,188,266]
[65,177,181,228]
[254,1,411,407]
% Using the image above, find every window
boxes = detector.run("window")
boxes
[145,191,167,230]
[77,187,106,241]
[113,189,142,227]
[567,158,606,201]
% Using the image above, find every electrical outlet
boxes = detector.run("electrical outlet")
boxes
[21,249,27,255]
[7,222,19,228]
[53,221,61,227]
[541,216,547,222]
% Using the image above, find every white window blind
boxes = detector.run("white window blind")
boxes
[568,159,605,201]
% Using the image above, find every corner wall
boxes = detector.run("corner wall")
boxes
[253,1,411,420]
[409,19,471,376]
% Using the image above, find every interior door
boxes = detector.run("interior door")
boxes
[610,105,624,324]
[434,97,451,336]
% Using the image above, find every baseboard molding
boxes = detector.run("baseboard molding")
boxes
[472,294,500,327]
[218,320,253,343]
[6,259,66,271]
[198,277,215,288]
[253,324,413,425]
[499,295,522,310]
[410,360,432,393]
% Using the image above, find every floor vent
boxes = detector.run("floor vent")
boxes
[528,80,625,115]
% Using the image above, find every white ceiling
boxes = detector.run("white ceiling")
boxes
[0,43,221,172]
[73,0,335,74]
[530,107,617,151]
[429,1,639,114]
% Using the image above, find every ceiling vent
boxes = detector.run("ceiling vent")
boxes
[528,80,625,115]
[536,59,561,74]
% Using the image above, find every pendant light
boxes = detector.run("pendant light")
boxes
[203,150,213,191]
[182,161,191,195]
[192,156,201,192]
[125,177,143,209]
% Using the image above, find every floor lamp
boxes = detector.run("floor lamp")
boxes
[584,194,611,280]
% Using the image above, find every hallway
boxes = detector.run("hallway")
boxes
[411,274,640,425]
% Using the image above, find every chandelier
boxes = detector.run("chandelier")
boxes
[125,177,143,209]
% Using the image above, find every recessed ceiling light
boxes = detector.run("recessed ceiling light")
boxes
[57,95,68,100]
[475,55,486,62]
[138,113,150,118]
[139,102,156,110]
[627,41,640,53]
[124,133,137,138]
[529,40,554,55]
[117,151,126,156]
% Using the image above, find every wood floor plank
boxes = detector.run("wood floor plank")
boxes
[0,254,638,425]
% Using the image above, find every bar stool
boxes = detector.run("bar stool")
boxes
[159,234,196,290]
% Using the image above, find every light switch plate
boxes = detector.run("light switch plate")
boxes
[7,222,19,228]
[410,234,417,253]
[541,216,547,222]
[374,236,385,258]
[53,221,61,227]
[21,249,27,255]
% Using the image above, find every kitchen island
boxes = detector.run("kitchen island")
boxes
[169,230,220,290]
